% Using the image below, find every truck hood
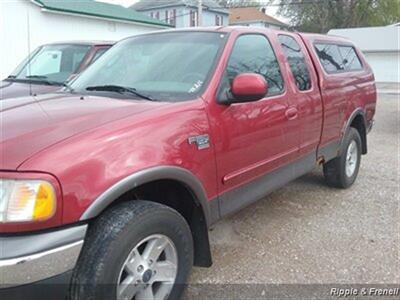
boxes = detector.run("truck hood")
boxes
[0,80,61,100]
[0,93,161,170]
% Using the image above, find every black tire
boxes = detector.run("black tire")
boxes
[323,127,362,189]
[68,200,193,300]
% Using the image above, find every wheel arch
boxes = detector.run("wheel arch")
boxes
[80,166,214,267]
[342,109,367,155]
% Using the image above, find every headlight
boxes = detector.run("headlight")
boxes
[0,179,56,223]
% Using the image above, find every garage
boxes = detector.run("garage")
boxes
[364,52,399,83]
[329,24,400,83]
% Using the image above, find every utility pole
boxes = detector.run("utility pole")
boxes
[198,0,202,26]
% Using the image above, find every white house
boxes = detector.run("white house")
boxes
[0,0,171,79]
[329,24,400,83]
[131,0,229,28]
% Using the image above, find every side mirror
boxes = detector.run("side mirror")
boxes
[230,73,268,103]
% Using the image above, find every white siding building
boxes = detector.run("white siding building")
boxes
[0,0,170,79]
[329,25,400,83]
[131,0,229,28]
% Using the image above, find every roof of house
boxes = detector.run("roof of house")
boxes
[132,0,228,14]
[328,25,400,52]
[32,0,171,27]
[229,7,288,27]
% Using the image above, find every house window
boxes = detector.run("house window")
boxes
[215,15,223,26]
[190,10,198,27]
[164,9,176,26]
[171,9,176,26]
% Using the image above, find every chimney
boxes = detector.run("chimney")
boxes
[261,7,266,14]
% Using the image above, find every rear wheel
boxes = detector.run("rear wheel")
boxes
[69,200,193,300]
[323,127,362,188]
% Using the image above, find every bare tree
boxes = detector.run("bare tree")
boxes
[274,0,400,33]
[216,0,261,8]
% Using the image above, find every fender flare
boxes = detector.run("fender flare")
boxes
[340,108,367,154]
[80,166,212,227]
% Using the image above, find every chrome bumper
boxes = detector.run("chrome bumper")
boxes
[0,225,87,287]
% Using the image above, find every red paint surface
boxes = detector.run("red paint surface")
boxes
[0,27,376,233]
[231,73,268,99]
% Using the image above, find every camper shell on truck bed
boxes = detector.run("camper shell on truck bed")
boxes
[0,27,376,300]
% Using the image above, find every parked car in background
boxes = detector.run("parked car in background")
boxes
[0,41,113,99]
[0,28,376,300]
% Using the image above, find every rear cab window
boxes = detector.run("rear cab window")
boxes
[314,43,363,73]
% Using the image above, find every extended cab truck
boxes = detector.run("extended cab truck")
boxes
[0,27,376,300]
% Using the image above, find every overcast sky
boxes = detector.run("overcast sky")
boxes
[99,0,137,6]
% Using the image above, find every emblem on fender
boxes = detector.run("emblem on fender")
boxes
[188,134,210,150]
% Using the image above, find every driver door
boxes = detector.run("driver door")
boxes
[206,33,301,216]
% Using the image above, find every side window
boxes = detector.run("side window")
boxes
[315,43,363,73]
[60,46,91,73]
[315,43,344,73]
[338,46,363,71]
[90,48,110,65]
[278,35,312,91]
[226,34,284,96]
[71,51,88,71]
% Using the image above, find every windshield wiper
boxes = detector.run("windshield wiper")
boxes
[23,75,63,86]
[86,85,155,101]
[26,75,48,79]
[5,75,61,86]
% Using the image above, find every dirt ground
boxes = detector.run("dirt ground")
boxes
[184,91,399,299]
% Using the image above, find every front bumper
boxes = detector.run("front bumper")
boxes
[0,224,87,289]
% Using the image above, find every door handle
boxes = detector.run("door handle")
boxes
[285,107,298,120]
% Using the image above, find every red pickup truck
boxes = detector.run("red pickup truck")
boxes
[0,27,376,300]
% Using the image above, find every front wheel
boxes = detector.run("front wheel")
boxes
[323,127,362,188]
[69,200,194,300]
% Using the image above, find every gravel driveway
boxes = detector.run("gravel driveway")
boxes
[184,92,399,299]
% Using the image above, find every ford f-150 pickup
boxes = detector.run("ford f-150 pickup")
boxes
[0,27,376,300]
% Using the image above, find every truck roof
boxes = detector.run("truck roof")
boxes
[44,40,115,47]
[141,26,355,45]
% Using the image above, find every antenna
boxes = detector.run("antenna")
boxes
[26,9,32,96]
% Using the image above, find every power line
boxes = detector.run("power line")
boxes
[133,0,329,9]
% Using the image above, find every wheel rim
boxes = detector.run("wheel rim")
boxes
[117,234,178,300]
[345,140,358,177]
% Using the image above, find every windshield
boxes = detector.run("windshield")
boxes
[70,32,227,101]
[9,44,91,85]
